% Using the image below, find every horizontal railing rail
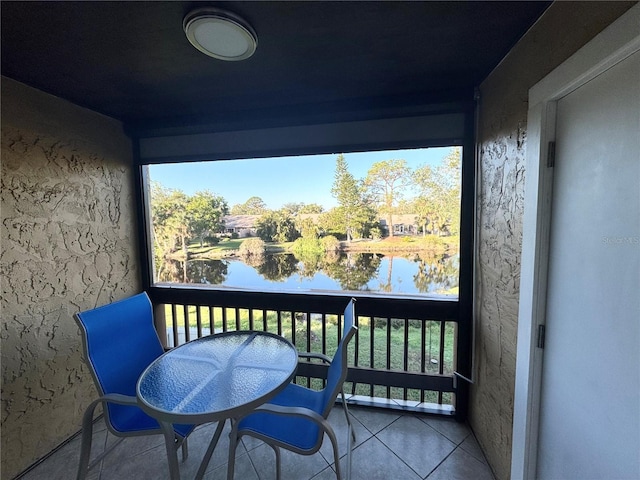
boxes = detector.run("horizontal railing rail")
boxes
[148,285,459,413]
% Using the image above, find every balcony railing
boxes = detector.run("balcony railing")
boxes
[148,285,459,416]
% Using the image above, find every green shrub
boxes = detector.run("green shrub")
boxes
[292,237,322,254]
[417,235,448,251]
[239,237,266,256]
[321,235,340,252]
[204,236,219,246]
[373,317,405,329]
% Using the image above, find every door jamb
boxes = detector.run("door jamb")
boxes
[511,5,640,479]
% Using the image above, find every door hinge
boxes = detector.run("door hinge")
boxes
[537,324,546,349]
[547,141,556,168]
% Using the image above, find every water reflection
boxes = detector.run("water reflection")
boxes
[323,253,382,291]
[158,252,458,296]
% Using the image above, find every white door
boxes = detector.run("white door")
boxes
[536,50,640,479]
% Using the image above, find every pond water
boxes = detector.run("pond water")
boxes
[160,252,459,297]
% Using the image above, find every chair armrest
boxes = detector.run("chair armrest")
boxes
[252,403,328,427]
[298,352,331,364]
[80,393,140,441]
[98,393,139,406]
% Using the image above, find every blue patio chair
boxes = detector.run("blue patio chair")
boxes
[228,298,358,480]
[73,292,195,480]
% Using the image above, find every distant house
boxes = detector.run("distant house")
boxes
[379,214,419,236]
[223,215,260,237]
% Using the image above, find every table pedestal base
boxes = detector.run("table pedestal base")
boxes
[160,420,227,480]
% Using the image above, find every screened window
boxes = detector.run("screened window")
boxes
[146,146,462,298]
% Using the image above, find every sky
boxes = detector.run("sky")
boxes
[149,146,457,210]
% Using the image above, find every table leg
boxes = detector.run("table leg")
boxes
[227,418,239,480]
[159,421,181,480]
[195,420,226,480]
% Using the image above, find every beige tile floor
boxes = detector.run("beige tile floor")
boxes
[18,406,495,480]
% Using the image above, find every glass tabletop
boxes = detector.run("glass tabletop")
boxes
[136,331,298,424]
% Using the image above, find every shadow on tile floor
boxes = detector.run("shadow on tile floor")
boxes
[18,406,495,480]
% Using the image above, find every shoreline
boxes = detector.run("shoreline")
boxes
[170,239,457,261]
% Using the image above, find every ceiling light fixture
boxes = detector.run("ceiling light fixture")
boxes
[183,7,257,61]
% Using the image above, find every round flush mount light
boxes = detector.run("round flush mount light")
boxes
[183,7,257,61]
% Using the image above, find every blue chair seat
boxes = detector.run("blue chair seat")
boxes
[238,383,325,451]
[107,404,193,438]
[107,404,160,434]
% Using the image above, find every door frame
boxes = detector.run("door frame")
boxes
[511,5,640,479]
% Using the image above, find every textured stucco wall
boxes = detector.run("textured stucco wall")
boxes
[1,78,140,478]
[470,3,636,479]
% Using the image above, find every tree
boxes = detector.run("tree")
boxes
[230,196,267,215]
[364,159,411,237]
[413,147,461,236]
[256,210,299,243]
[439,148,462,235]
[150,182,189,269]
[412,195,436,237]
[352,202,379,240]
[255,211,278,242]
[299,203,324,214]
[318,208,346,240]
[281,202,304,215]
[296,216,320,239]
[331,154,365,241]
[186,190,229,247]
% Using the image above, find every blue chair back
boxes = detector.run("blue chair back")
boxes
[321,298,357,417]
[75,292,164,433]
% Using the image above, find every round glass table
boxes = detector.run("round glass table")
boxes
[136,330,298,479]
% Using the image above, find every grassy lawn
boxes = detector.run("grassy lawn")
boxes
[343,234,459,253]
[188,238,244,255]
[163,305,456,404]
[188,238,295,257]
